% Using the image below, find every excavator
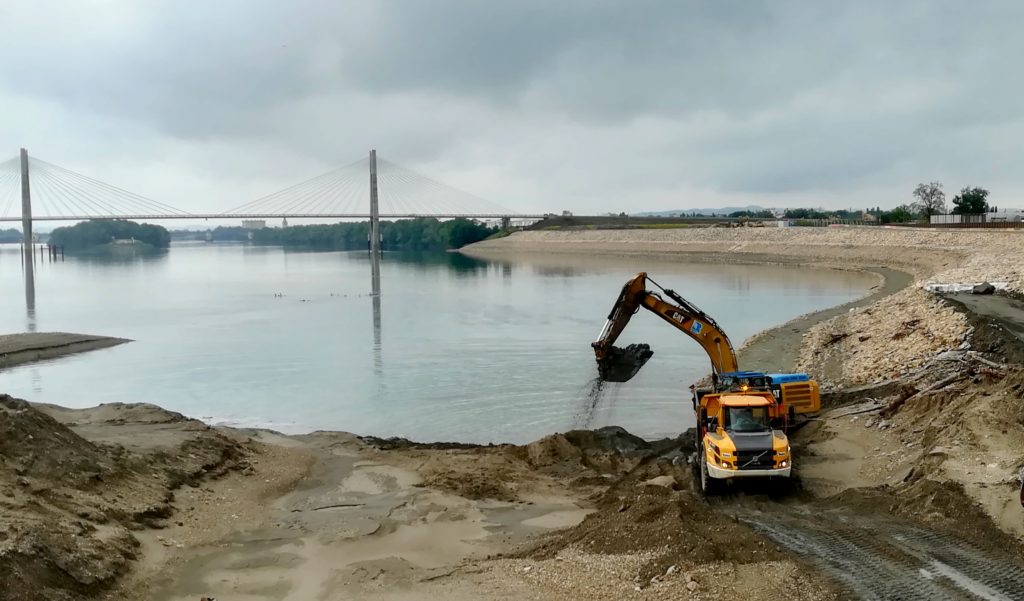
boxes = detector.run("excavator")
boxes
[592,272,820,493]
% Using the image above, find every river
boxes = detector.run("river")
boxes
[0,243,876,443]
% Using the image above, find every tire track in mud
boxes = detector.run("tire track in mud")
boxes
[736,506,1024,600]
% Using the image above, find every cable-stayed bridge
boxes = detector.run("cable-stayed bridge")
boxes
[0,149,541,224]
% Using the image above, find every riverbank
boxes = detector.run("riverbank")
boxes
[0,332,130,370]
[460,227,1024,291]
[463,227,1024,387]
[5,228,1024,600]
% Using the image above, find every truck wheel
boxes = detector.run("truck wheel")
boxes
[699,446,716,495]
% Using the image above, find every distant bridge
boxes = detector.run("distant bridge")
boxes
[0,150,543,241]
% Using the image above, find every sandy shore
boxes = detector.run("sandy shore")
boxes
[0,332,130,369]
[462,226,1024,291]
[465,227,1024,386]
[4,228,1024,600]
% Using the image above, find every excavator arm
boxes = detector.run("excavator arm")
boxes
[592,272,739,381]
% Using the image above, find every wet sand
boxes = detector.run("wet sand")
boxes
[738,267,912,372]
[0,332,130,369]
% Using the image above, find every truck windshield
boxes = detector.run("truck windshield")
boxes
[725,407,770,433]
[719,376,768,391]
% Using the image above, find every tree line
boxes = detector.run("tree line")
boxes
[48,220,171,250]
[0,228,21,243]
[252,218,497,250]
[911,182,994,218]
[725,182,1000,225]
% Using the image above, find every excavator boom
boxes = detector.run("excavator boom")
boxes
[592,272,739,381]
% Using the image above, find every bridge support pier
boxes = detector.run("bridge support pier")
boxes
[500,216,511,230]
[20,148,32,257]
[369,149,381,255]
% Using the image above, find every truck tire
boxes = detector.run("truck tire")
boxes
[699,445,717,495]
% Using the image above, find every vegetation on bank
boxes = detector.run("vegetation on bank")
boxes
[0,228,21,243]
[171,226,252,242]
[251,218,497,250]
[49,220,171,250]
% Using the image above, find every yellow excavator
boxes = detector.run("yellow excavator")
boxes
[592,272,820,493]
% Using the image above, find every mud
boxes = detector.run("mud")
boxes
[595,343,654,383]
[0,332,129,369]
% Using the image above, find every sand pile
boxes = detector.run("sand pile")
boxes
[0,397,250,601]
[364,426,684,503]
[504,458,838,600]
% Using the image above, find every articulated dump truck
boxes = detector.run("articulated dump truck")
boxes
[592,272,820,494]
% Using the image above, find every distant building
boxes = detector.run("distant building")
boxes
[242,220,267,230]
[561,210,573,217]
[282,217,289,228]
[862,213,877,222]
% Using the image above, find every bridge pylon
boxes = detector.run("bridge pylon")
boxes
[20,148,32,254]
[368,149,381,255]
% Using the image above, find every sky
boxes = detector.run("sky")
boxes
[2,0,1023,217]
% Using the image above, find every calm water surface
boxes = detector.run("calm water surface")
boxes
[0,243,875,443]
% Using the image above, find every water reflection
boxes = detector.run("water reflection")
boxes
[378,251,490,276]
[23,257,36,332]
[371,251,382,376]
[531,265,585,278]
[67,246,169,266]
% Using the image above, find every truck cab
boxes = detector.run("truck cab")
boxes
[696,391,792,493]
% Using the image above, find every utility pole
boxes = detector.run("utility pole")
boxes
[20,148,32,255]
[369,149,380,255]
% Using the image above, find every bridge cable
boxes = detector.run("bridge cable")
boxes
[30,161,139,218]
[36,162,165,218]
[266,165,356,216]
[220,158,367,215]
[382,166,463,216]
[34,165,104,219]
[308,171,356,215]
[0,166,21,219]
[378,158,514,215]
[384,164,478,216]
[380,169,424,216]
[29,162,115,218]
[290,163,365,215]
[28,157,194,217]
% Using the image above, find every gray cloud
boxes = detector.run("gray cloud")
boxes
[1,0,1023,215]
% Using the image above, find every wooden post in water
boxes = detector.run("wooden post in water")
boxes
[369,149,380,256]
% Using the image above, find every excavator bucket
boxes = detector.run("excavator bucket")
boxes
[596,343,654,382]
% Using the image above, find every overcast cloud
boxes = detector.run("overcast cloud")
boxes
[2,0,1023,216]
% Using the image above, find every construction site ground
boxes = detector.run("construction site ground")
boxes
[6,223,1024,600]
[1,290,1021,601]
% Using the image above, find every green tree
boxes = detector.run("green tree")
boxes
[49,220,170,250]
[912,182,946,218]
[252,218,495,251]
[784,208,829,219]
[879,205,917,224]
[951,187,989,214]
